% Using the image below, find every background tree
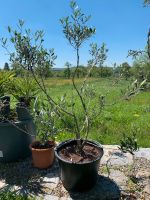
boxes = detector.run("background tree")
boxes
[3,62,10,71]
[64,62,71,79]
[131,48,150,81]
[11,62,24,77]
[121,62,131,80]
[98,43,108,77]
[36,61,53,78]
[72,65,87,78]
[128,0,150,91]
[101,66,113,77]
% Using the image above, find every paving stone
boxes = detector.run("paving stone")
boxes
[13,185,21,191]
[93,175,121,199]
[0,180,6,189]
[144,183,150,194]
[43,195,59,200]
[101,146,133,166]
[42,175,60,190]
[103,145,119,149]
[136,170,150,179]
[134,148,150,160]
[109,169,128,190]
[50,175,121,200]
[43,176,59,184]
[144,193,150,200]
[143,183,150,200]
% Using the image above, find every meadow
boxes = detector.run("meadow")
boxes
[41,77,150,147]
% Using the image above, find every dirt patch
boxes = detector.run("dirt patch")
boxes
[58,143,101,163]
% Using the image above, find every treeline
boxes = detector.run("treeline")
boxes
[1,57,150,82]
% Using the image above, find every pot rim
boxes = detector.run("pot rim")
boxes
[0,119,32,127]
[54,139,104,165]
[30,140,55,151]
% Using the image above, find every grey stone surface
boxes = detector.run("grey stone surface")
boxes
[55,176,121,200]
[109,169,128,190]
[144,193,150,200]
[144,183,150,200]
[1,145,150,200]
[134,148,150,160]
[101,145,133,166]
[144,183,150,194]
[43,195,72,200]
[92,175,121,200]
[43,175,59,184]
[0,180,6,189]
[42,174,60,191]
[43,195,59,200]
[136,170,150,179]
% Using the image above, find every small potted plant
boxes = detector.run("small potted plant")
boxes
[30,101,58,169]
[0,71,35,163]
[0,71,12,118]
[8,75,39,121]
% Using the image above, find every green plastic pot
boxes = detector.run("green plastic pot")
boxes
[0,120,35,163]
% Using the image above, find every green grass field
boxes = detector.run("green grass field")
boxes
[41,78,150,147]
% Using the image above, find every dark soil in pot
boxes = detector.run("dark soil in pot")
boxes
[55,139,104,192]
[31,141,54,149]
[59,142,101,163]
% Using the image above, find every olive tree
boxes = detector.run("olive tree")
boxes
[60,1,108,148]
[127,1,150,93]
[144,0,150,6]
[1,1,108,152]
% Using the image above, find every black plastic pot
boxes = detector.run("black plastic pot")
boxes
[0,120,35,163]
[55,139,104,192]
[1,102,10,118]
[0,95,10,102]
[0,96,10,118]
[16,103,32,121]
[19,96,34,107]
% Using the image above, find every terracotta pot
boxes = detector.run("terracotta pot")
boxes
[30,141,55,169]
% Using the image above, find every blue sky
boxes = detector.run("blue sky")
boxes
[0,0,149,68]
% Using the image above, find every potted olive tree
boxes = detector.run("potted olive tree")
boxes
[8,75,39,121]
[54,1,108,191]
[2,1,108,191]
[29,100,58,169]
